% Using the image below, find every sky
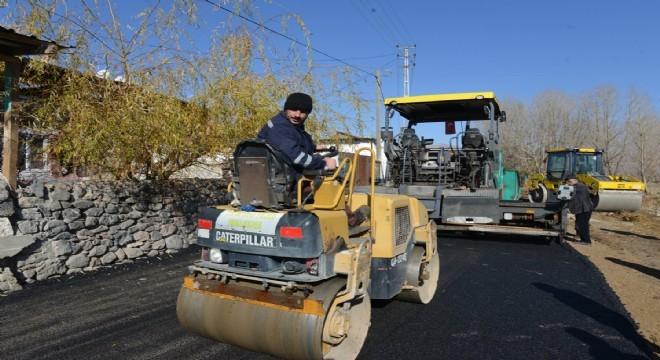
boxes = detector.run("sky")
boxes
[250,0,660,103]
[213,0,659,139]
[7,0,660,139]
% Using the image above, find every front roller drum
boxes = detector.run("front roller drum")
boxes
[177,276,370,360]
[593,190,643,212]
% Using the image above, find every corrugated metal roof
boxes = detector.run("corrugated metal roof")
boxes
[0,26,64,56]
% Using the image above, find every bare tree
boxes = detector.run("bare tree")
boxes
[577,85,624,174]
[499,97,542,174]
[3,0,368,179]
[500,90,579,176]
[623,88,660,185]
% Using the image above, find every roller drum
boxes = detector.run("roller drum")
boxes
[594,190,643,212]
[177,276,369,360]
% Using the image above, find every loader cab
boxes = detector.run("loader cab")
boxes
[574,151,603,175]
[546,151,570,181]
[546,148,604,181]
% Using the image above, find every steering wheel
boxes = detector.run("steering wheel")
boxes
[318,146,339,158]
[301,146,339,177]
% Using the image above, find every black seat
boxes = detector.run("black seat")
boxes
[401,128,420,150]
[232,139,298,209]
[462,127,485,149]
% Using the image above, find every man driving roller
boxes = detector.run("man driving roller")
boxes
[257,92,337,175]
[258,92,367,227]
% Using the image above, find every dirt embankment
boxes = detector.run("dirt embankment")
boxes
[566,188,659,357]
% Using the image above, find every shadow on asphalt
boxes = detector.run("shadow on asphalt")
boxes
[534,282,654,359]
[565,327,649,360]
[438,231,557,246]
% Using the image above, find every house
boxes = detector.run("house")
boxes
[1,26,65,187]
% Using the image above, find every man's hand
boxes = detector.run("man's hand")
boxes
[323,157,337,171]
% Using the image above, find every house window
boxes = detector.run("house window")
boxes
[19,134,48,171]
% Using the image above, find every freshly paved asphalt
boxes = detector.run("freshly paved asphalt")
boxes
[0,235,653,360]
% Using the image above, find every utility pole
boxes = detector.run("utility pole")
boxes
[375,69,382,167]
[397,45,416,97]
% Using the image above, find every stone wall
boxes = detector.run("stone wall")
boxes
[0,177,227,292]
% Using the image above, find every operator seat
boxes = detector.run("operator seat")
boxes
[401,128,420,150]
[232,139,298,209]
[459,127,487,187]
[462,127,485,149]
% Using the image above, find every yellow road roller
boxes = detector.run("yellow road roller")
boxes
[177,140,440,360]
[527,148,646,211]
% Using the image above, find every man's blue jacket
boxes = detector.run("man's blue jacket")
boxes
[257,111,326,172]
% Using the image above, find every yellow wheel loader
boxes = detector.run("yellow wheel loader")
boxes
[176,140,440,360]
[527,148,645,211]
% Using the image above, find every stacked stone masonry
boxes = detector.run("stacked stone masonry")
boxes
[0,178,227,292]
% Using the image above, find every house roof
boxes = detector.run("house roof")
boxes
[0,26,65,56]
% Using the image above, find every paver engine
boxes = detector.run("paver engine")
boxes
[385,125,494,189]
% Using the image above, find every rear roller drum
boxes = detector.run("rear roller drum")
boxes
[396,246,440,304]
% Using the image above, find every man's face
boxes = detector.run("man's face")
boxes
[567,178,578,185]
[284,109,309,127]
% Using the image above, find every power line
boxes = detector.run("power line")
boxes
[201,0,377,79]
[361,0,404,45]
[348,1,393,50]
[278,53,396,62]
[33,0,390,102]
[348,0,415,98]
[382,0,416,44]
[358,0,402,46]
[371,1,408,45]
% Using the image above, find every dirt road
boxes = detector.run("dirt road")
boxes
[566,191,660,358]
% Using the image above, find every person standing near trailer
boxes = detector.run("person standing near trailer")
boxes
[566,176,594,244]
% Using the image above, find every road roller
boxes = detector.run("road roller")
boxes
[527,148,645,211]
[177,140,440,360]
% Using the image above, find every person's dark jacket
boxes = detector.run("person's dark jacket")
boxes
[569,181,595,214]
[257,111,326,172]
